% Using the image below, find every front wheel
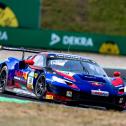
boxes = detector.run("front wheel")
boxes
[0,66,8,93]
[34,73,46,100]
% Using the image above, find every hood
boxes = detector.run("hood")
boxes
[73,73,117,95]
[54,71,123,96]
[75,73,107,82]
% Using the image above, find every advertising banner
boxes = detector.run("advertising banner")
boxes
[0,27,126,55]
[0,0,41,28]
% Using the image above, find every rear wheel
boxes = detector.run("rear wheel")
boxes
[34,73,46,100]
[0,66,8,93]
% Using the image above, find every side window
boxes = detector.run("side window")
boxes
[33,55,46,67]
[26,55,32,60]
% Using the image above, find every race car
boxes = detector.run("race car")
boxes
[0,50,126,110]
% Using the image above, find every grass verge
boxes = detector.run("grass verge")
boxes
[0,102,126,126]
[42,0,126,36]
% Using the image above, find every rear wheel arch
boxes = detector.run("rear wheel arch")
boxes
[0,65,8,93]
[0,63,7,70]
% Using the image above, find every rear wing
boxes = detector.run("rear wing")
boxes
[0,46,43,60]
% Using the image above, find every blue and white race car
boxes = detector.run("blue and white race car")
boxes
[0,50,126,110]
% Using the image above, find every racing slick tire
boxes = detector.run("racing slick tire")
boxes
[0,66,8,93]
[34,73,47,100]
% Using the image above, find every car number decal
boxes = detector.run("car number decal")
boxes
[27,72,34,89]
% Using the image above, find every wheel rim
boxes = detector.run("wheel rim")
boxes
[0,70,6,89]
[36,76,45,97]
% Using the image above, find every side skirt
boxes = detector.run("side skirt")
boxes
[5,87,36,98]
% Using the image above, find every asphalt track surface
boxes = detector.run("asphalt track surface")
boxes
[0,49,126,111]
[0,91,108,111]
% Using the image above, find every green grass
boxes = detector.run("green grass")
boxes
[41,0,126,36]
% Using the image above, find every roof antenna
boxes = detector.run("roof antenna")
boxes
[21,47,25,60]
[67,44,70,53]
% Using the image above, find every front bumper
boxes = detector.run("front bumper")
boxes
[47,84,126,109]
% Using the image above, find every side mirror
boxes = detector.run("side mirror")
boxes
[24,60,34,65]
[113,71,121,77]
[19,60,34,69]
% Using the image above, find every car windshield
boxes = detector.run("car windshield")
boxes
[48,59,107,77]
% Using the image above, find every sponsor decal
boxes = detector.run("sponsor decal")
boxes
[14,76,26,83]
[91,81,104,86]
[56,54,80,60]
[34,73,38,79]
[0,2,19,27]
[99,41,120,55]
[91,89,109,97]
[66,91,72,97]
[45,94,54,100]
[27,77,33,89]
[50,33,94,47]
[14,76,20,80]
[0,31,8,40]
[15,70,28,80]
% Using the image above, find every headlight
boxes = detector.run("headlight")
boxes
[52,76,79,90]
[118,87,124,95]
[52,76,66,84]
[124,86,126,93]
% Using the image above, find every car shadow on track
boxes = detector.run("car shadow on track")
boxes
[2,92,126,112]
